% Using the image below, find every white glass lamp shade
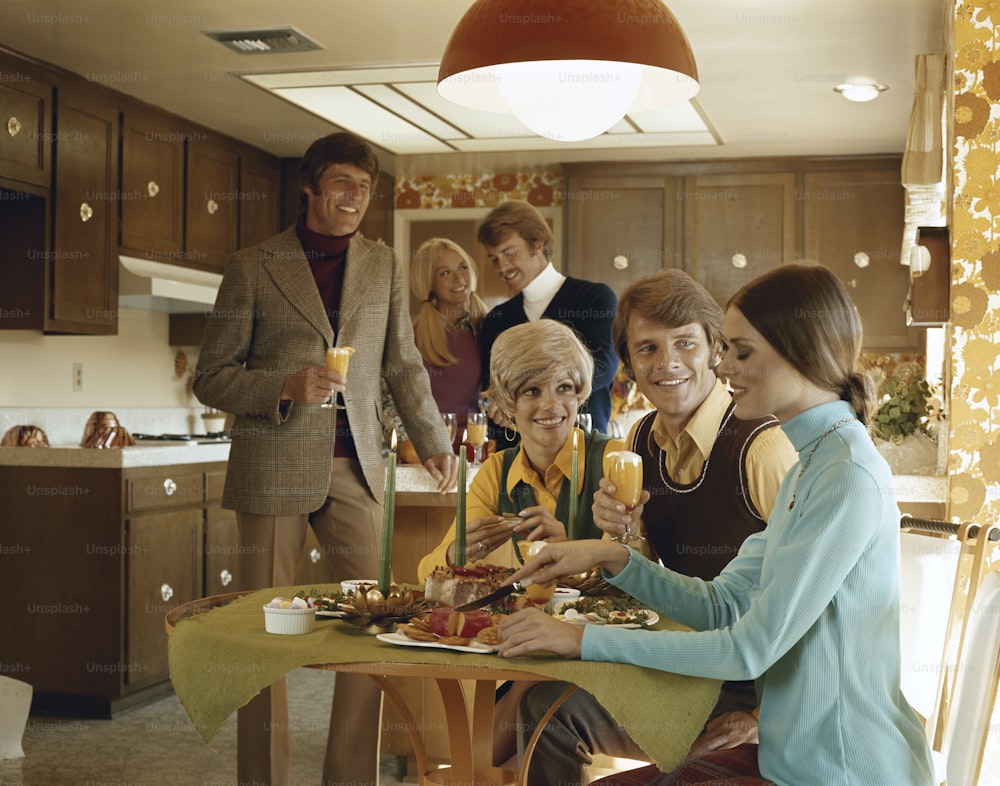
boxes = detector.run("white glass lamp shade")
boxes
[497,60,642,141]
[438,0,699,142]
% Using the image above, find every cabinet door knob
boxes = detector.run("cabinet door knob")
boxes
[220,569,233,587]
[163,478,177,496]
[613,254,629,270]
[79,202,94,223]
[161,583,174,602]
[147,180,160,197]
[731,253,748,269]
[206,198,219,215]
[6,116,21,137]
[310,547,322,564]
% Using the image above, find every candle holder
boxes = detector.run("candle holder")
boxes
[337,583,427,634]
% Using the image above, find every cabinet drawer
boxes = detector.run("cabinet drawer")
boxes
[127,472,204,512]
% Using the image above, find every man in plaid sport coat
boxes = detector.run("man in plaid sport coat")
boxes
[194,132,456,786]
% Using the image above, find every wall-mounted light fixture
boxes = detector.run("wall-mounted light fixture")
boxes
[834,80,889,103]
[909,245,932,274]
[437,0,699,142]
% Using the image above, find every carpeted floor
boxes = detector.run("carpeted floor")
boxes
[0,668,413,786]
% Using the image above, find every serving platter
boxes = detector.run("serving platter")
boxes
[376,631,498,654]
[552,602,659,629]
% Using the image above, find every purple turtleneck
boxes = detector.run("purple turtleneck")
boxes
[296,216,359,459]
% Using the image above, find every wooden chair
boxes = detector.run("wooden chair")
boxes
[939,561,1000,785]
[900,515,1000,784]
[898,520,962,730]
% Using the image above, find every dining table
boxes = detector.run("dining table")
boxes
[167,586,722,786]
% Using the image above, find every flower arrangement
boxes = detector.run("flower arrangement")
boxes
[869,360,936,445]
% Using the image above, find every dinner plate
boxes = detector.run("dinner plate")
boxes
[376,631,498,654]
[553,608,659,629]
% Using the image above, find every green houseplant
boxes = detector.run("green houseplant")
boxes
[871,369,934,444]
[868,359,942,475]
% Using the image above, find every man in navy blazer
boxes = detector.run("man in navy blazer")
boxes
[477,200,618,446]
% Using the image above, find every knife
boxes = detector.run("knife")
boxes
[453,582,523,612]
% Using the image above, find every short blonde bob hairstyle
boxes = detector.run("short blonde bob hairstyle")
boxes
[486,320,593,418]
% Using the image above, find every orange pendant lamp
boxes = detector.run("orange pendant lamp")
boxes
[437,0,699,142]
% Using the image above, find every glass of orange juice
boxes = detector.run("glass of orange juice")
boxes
[467,411,488,464]
[321,346,355,409]
[516,540,556,606]
[605,450,645,543]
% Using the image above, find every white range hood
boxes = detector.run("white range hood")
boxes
[118,256,222,312]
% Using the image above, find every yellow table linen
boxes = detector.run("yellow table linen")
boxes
[168,586,721,774]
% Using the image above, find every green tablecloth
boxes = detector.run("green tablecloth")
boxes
[168,586,721,773]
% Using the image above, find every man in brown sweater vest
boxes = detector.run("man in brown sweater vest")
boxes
[516,269,797,786]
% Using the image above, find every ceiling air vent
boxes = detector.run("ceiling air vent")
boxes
[203,26,322,55]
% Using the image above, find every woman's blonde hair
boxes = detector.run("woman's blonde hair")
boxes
[410,238,487,367]
[486,321,593,419]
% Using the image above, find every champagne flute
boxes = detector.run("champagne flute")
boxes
[441,413,457,446]
[467,411,488,464]
[604,451,645,544]
[516,541,557,606]
[322,346,355,409]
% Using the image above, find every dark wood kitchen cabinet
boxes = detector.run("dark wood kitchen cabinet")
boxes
[124,467,204,690]
[0,82,119,335]
[238,151,282,250]
[683,172,798,306]
[119,109,185,262]
[48,83,120,334]
[563,156,918,352]
[0,54,51,188]
[802,168,920,350]
[185,136,239,270]
[125,507,203,689]
[0,460,220,716]
[563,171,681,295]
[204,468,240,596]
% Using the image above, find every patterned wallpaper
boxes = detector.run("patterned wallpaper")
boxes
[394,170,563,209]
[952,1,1000,532]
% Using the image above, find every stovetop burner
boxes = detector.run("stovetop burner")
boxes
[132,432,231,443]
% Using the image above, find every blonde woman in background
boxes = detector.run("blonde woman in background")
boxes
[386,237,488,459]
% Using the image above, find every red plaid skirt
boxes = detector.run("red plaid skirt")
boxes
[590,744,773,786]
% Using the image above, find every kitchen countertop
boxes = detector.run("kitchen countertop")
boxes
[0,446,946,505]
[891,474,949,504]
[0,443,231,468]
